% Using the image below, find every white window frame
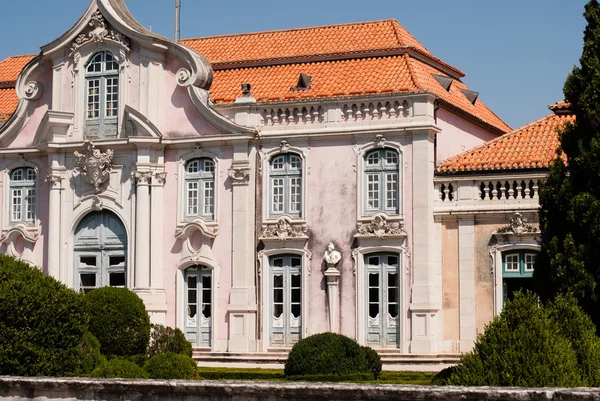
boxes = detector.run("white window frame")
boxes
[258,247,311,352]
[355,139,404,222]
[260,143,308,224]
[363,148,400,215]
[83,51,120,139]
[184,158,216,220]
[352,244,409,352]
[9,166,37,224]
[491,242,540,316]
[2,160,40,232]
[269,153,302,217]
[70,40,130,142]
[176,147,222,232]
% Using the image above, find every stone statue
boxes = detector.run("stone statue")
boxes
[323,242,342,268]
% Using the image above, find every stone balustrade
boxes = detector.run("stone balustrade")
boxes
[1,377,600,401]
[434,175,544,214]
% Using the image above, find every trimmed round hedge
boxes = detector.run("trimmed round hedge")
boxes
[90,357,149,379]
[284,333,379,380]
[0,254,88,376]
[148,324,192,358]
[85,287,150,357]
[144,352,197,380]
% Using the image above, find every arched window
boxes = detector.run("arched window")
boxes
[185,158,215,220]
[270,153,302,217]
[364,149,399,214]
[10,167,36,223]
[85,52,119,138]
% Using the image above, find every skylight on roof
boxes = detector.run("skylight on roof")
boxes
[291,73,312,91]
[460,89,479,105]
[432,74,453,91]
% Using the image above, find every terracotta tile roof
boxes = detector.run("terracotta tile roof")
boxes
[0,54,35,85]
[0,88,20,121]
[437,102,573,174]
[182,20,446,66]
[211,54,419,104]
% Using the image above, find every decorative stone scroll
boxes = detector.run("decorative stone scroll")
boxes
[45,174,63,189]
[355,214,406,238]
[154,172,167,186]
[374,135,387,149]
[70,10,131,53]
[260,217,308,241]
[494,212,540,235]
[134,171,153,185]
[228,161,251,185]
[74,141,114,193]
[279,140,291,154]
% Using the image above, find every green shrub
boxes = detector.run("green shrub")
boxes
[196,367,284,381]
[547,294,600,386]
[148,324,192,357]
[128,353,149,368]
[85,287,150,357]
[90,357,149,379]
[431,366,457,385]
[361,346,382,380]
[447,291,583,387]
[285,373,374,382]
[284,333,369,379]
[0,255,88,376]
[144,352,197,380]
[78,331,106,375]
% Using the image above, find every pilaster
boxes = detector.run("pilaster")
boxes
[409,130,441,354]
[133,170,152,289]
[46,173,63,281]
[458,217,476,352]
[226,144,257,352]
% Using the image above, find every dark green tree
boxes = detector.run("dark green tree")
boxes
[535,0,600,326]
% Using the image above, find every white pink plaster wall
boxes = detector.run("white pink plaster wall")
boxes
[435,108,500,165]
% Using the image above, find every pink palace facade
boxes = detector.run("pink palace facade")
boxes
[0,0,555,365]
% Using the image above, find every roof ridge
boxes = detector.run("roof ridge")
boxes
[440,113,561,166]
[181,19,396,42]
[403,54,421,90]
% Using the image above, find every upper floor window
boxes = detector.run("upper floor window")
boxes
[10,167,36,223]
[85,52,119,139]
[270,153,302,217]
[185,158,215,220]
[364,149,399,214]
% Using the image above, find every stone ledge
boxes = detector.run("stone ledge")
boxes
[2,377,600,401]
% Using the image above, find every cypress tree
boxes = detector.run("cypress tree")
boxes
[535,0,600,325]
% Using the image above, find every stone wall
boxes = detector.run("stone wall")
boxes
[2,377,600,401]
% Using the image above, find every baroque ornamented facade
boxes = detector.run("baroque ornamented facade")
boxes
[0,0,568,365]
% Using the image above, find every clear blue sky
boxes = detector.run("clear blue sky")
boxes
[0,0,588,129]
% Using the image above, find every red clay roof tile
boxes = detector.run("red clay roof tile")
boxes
[437,102,573,174]
[0,54,35,85]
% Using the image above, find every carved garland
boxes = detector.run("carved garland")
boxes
[355,215,406,238]
[494,212,540,235]
[260,217,308,241]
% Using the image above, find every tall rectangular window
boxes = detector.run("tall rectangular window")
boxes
[269,154,302,217]
[364,149,399,214]
[185,158,215,220]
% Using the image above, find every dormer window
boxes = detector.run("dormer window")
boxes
[85,52,119,139]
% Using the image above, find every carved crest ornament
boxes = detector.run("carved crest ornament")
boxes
[494,212,540,235]
[74,141,114,193]
[356,215,406,238]
[260,218,308,241]
[70,10,131,53]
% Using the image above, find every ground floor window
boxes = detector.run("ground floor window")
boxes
[502,251,536,304]
[184,266,212,347]
[365,252,400,347]
[269,254,302,347]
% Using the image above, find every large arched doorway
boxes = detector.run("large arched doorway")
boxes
[74,210,127,294]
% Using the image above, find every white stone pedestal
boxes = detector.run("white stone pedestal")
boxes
[325,267,341,333]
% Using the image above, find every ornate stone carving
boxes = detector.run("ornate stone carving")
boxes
[489,245,498,273]
[356,215,406,238]
[260,217,307,241]
[279,140,291,154]
[374,134,387,148]
[23,82,43,100]
[91,195,104,211]
[154,172,167,186]
[134,171,153,185]
[74,141,113,193]
[45,174,63,189]
[228,161,251,185]
[176,68,192,86]
[494,212,540,235]
[70,10,131,53]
